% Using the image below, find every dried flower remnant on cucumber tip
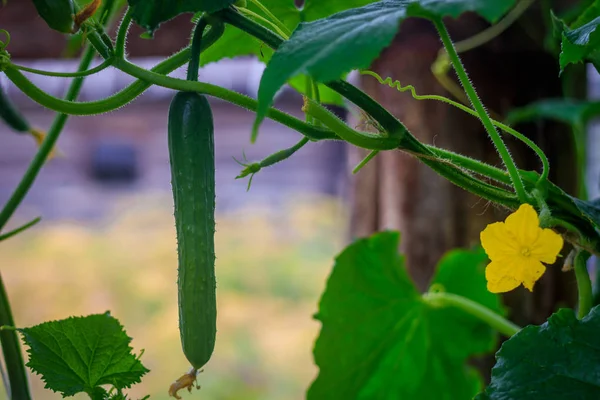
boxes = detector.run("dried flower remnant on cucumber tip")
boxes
[480,204,563,293]
[168,368,201,399]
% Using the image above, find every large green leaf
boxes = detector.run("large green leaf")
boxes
[477,306,600,399]
[19,312,148,397]
[253,0,516,136]
[308,231,503,400]
[127,0,236,33]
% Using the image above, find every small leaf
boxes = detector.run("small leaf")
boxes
[560,15,600,73]
[478,306,600,399]
[127,0,236,33]
[253,0,516,137]
[308,231,503,400]
[19,312,149,397]
[519,170,600,254]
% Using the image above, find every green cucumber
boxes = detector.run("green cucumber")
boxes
[32,0,75,34]
[168,91,216,370]
[0,83,30,133]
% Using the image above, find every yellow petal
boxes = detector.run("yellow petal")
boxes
[519,258,546,292]
[480,222,519,260]
[504,204,540,245]
[531,228,563,264]
[485,259,521,293]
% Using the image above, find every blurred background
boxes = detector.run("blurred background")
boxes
[1,1,600,399]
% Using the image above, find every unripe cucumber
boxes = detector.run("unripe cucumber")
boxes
[168,91,216,370]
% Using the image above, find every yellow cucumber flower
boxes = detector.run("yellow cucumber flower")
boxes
[480,204,563,293]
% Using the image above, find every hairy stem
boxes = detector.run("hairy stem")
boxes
[361,70,550,182]
[423,291,521,337]
[187,16,209,82]
[114,8,132,59]
[434,19,529,203]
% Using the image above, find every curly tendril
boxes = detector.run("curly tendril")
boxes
[0,29,10,51]
[360,70,550,184]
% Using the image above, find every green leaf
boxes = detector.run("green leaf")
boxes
[253,0,516,137]
[301,0,379,21]
[406,0,516,23]
[201,0,297,65]
[506,98,600,126]
[199,1,343,104]
[478,306,600,399]
[570,197,600,231]
[560,15,600,73]
[19,312,149,397]
[308,231,503,400]
[127,0,236,33]
[571,0,600,29]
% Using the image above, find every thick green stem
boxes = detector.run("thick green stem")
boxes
[574,250,592,319]
[114,8,132,59]
[423,291,521,337]
[302,97,402,150]
[434,19,529,203]
[187,17,209,82]
[2,20,224,116]
[0,273,30,400]
[0,46,95,231]
[425,146,511,185]
[4,44,334,143]
[113,59,337,142]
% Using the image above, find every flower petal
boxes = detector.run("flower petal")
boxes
[519,258,546,292]
[485,259,521,293]
[531,228,563,264]
[504,204,540,245]
[480,222,519,260]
